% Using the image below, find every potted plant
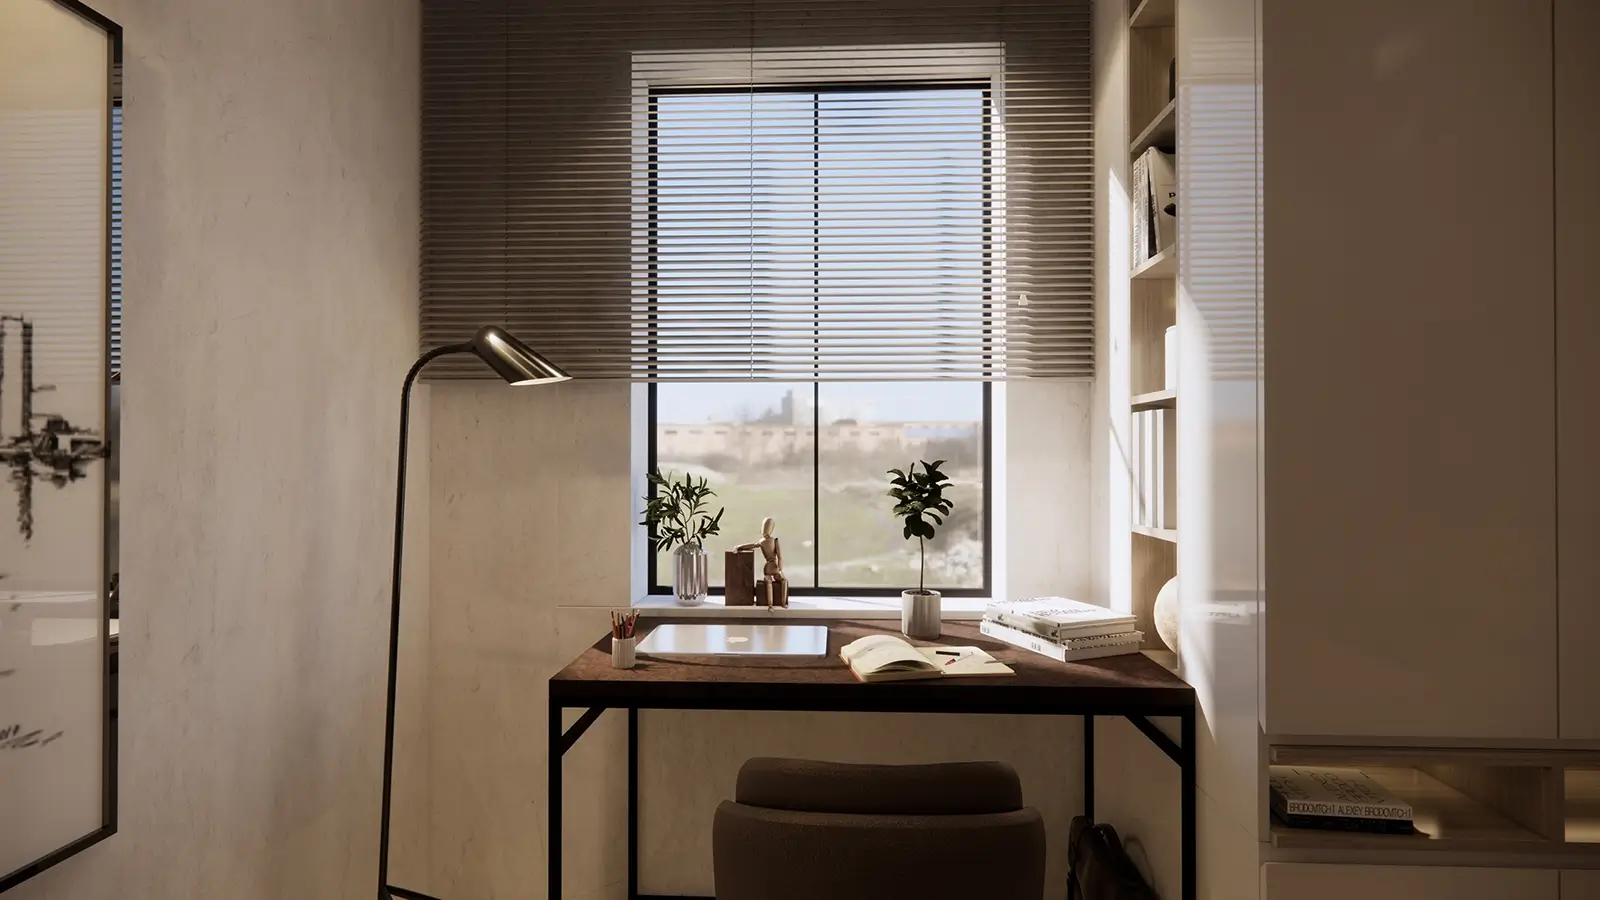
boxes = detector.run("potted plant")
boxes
[640,469,725,606]
[888,460,953,638]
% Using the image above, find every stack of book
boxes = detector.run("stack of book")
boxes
[979,597,1143,662]
[1268,766,1416,835]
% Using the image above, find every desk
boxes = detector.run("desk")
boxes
[546,617,1195,900]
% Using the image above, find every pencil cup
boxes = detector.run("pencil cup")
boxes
[611,635,637,669]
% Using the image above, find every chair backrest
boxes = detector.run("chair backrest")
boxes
[714,758,1046,900]
[736,757,1025,815]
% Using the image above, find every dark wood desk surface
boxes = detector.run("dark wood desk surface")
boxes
[550,617,1193,716]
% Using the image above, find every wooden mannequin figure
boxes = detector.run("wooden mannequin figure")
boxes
[738,517,788,608]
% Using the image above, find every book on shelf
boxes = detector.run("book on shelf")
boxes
[983,597,1137,641]
[1131,150,1150,267]
[1131,409,1147,526]
[1140,410,1156,529]
[980,619,1144,662]
[1144,148,1177,254]
[839,634,1014,683]
[1164,326,1177,390]
[1269,766,1416,835]
[1156,407,1176,529]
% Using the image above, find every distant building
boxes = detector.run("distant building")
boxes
[657,419,976,466]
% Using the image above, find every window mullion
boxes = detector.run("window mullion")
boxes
[811,92,822,592]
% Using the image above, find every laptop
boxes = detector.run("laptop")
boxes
[636,623,829,658]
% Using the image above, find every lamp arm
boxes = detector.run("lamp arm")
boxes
[378,341,468,900]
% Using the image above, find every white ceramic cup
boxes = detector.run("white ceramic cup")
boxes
[901,590,942,640]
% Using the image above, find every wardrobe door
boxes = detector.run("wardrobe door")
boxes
[1264,865,1557,900]
[1263,0,1558,738]
[1563,871,1600,900]
[1556,0,1600,740]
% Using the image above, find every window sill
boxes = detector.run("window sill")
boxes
[631,594,991,619]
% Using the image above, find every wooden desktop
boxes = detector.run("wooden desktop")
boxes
[547,617,1196,900]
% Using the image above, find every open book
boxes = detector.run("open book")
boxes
[840,634,1014,683]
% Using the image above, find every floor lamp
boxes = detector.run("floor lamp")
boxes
[380,326,569,900]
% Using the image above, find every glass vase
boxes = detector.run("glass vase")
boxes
[673,543,709,606]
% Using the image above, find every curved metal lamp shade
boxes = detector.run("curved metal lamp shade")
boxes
[469,325,570,386]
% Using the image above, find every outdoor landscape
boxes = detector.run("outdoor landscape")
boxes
[653,383,985,592]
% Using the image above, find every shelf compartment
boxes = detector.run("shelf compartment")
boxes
[1133,524,1177,543]
[1569,768,1600,844]
[1129,0,1175,29]
[1130,279,1175,397]
[1132,245,1176,280]
[1269,766,1548,853]
[1132,389,1176,412]
[1131,525,1176,654]
[1130,98,1177,157]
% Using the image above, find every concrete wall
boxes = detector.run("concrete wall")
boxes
[7,0,428,897]
[425,379,1095,898]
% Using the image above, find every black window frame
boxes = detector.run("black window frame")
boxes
[645,80,995,598]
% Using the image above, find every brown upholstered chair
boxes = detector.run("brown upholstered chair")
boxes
[713,757,1047,900]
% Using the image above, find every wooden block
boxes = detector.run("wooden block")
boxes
[759,577,789,609]
[724,550,756,606]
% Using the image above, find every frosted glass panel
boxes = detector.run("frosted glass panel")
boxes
[0,0,116,883]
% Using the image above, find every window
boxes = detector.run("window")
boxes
[646,85,993,596]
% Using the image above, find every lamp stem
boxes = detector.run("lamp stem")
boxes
[378,342,467,900]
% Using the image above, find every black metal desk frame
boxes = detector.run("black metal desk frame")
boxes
[547,682,1196,900]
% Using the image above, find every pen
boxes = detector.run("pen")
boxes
[934,649,962,656]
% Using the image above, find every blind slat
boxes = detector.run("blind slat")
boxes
[422,0,1092,380]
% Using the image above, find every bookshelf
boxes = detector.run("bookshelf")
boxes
[1265,745,1600,864]
[1130,98,1177,157]
[1269,766,1547,854]
[1132,388,1176,411]
[1128,0,1175,28]
[1131,245,1175,280]
[1133,524,1177,543]
[1569,769,1600,844]
[1127,0,1178,657]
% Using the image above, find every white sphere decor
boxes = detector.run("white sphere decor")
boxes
[1153,576,1180,653]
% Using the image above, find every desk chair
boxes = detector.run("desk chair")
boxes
[713,757,1047,900]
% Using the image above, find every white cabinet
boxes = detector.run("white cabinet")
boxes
[1556,0,1600,741]
[1264,864,1557,900]
[1563,871,1600,900]
[1262,0,1559,739]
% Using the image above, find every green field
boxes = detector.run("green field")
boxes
[652,464,983,592]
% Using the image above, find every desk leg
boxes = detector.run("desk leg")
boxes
[1181,708,1196,900]
[628,708,638,900]
[1082,714,1095,820]
[549,701,563,900]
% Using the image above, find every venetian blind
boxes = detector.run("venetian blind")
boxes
[422,0,1092,379]
[110,104,121,372]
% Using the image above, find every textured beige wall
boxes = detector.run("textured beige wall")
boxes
[426,380,1093,898]
[7,0,428,897]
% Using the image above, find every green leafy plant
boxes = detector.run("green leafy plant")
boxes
[887,459,954,596]
[640,469,725,553]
